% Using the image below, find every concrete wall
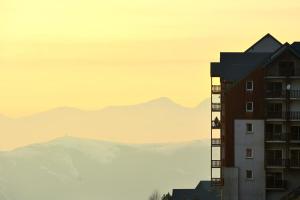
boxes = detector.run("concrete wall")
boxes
[234,119,266,200]
[223,167,239,200]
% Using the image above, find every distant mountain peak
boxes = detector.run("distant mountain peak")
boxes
[145,97,178,106]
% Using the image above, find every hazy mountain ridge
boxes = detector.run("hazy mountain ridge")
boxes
[0,137,210,200]
[0,97,210,150]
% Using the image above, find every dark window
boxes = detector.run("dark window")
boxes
[267,103,282,118]
[267,172,283,187]
[266,124,283,140]
[290,150,300,167]
[266,124,282,133]
[266,124,273,133]
[246,81,253,91]
[291,150,300,161]
[246,123,253,133]
[266,149,282,160]
[246,102,253,112]
[246,170,253,179]
[274,124,282,133]
[266,82,283,97]
[246,148,253,158]
[279,61,295,76]
[291,126,300,140]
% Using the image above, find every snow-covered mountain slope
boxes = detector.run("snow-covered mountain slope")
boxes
[0,137,210,200]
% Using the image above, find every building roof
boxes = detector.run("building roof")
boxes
[262,43,300,68]
[211,34,300,82]
[245,33,282,53]
[211,52,271,81]
[172,181,220,200]
[291,42,300,54]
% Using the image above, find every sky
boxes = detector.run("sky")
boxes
[1,0,300,117]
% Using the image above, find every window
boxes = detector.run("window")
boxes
[266,82,283,98]
[266,149,283,166]
[246,81,253,91]
[246,148,253,159]
[279,61,295,76]
[246,170,253,179]
[246,123,253,133]
[266,124,283,140]
[246,102,253,112]
[290,149,300,168]
[291,126,300,140]
[267,172,283,187]
[267,103,282,118]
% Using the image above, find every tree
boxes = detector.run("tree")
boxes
[149,190,161,200]
[161,192,172,200]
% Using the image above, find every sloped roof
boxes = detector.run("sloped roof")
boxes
[245,33,282,53]
[195,181,211,191]
[291,42,300,54]
[210,34,300,82]
[210,52,271,81]
[172,181,220,200]
[262,42,300,68]
[172,188,220,200]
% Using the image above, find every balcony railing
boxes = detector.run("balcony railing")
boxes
[290,132,300,141]
[266,90,285,98]
[211,178,223,186]
[212,85,221,94]
[265,90,300,99]
[265,132,287,142]
[211,103,221,112]
[288,112,300,120]
[211,160,222,168]
[267,112,283,119]
[266,112,300,120]
[290,159,300,168]
[211,138,221,146]
[290,90,300,98]
[266,179,287,190]
[211,120,221,129]
[266,159,288,168]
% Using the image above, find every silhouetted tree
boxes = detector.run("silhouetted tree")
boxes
[161,192,172,200]
[149,190,161,200]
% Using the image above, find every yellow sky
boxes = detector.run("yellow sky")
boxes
[1,0,300,117]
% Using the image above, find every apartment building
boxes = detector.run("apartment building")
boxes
[210,34,300,200]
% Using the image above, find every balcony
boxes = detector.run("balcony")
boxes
[267,112,283,119]
[265,132,287,142]
[290,159,300,168]
[290,132,300,142]
[266,179,287,190]
[212,119,221,129]
[211,160,222,168]
[266,159,288,168]
[288,112,300,120]
[212,85,221,94]
[265,90,300,99]
[266,90,285,99]
[211,178,223,186]
[211,103,221,112]
[211,138,221,146]
[290,90,300,99]
[266,112,300,121]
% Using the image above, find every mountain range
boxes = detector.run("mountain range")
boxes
[0,137,210,200]
[0,97,210,150]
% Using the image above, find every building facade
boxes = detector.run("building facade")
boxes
[210,34,300,200]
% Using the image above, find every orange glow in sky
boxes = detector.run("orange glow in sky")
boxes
[1,0,300,117]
